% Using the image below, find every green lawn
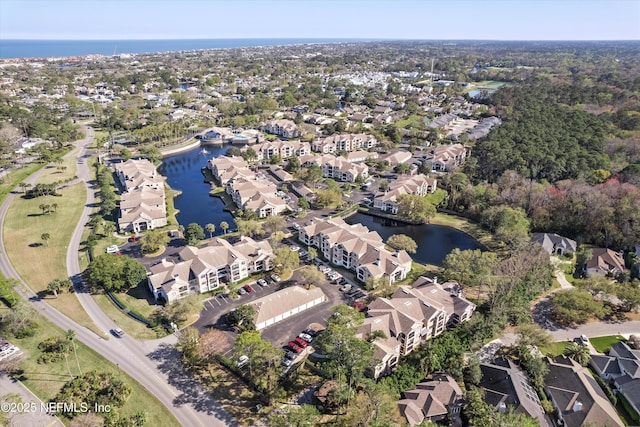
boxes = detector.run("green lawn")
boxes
[541,341,572,357]
[7,310,180,427]
[425,188,447,207]
[3,183,102,333]
[590,335,626,354]
[92,293,159,340]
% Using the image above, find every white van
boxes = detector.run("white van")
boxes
[106,245,119,254]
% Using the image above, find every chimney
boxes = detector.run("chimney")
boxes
[573,401,583,412]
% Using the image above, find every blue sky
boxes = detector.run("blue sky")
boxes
[1,0,639,40]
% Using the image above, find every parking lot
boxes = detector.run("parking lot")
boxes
[191,242,368,358]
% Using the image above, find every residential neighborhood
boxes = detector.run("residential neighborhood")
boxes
[0,28,639,427]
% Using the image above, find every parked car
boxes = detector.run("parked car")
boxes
[236,355,249,368]
[579,334,589,346]
[290,245,300,252]
[282,358,293,367]
[238,287,247,295]
[288,342,302,353]
[353,301,365,312]
[339,284,352,293]
[303,328,318,337]
[284,350,297,360]
[244,285,253,293]
[299,333,313,343]
[106,245,119,254]
[271,274,281,283]
[293,337,308,348]
[257,279,268,287]
[111,328,125,338]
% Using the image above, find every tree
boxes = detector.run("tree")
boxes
[47,278,71,298]
[263,215,286,235]
[552,289,609,325]
[205,223,216,239]
[298,197,310,210]
[102,221,115,237]
[40,232,51,246]
[55,371,132,419]
[386,234,417,254]
[442,249,498,288]
[234,218,263,238]
[268,404,320,427]
[274,246,300,274]
[515,323,552,349]
[298,266,327,286]
[465,355,483,386]
[84,254,147,293]
[177,327,201,368]
[184,222,205,245]
[575,246,593,276]
[564,342,591,366]
[307,246,318,261]
[314,305,375,407]
[0,301,39,338]
[227,304,256,331]
[341,379,402,426]
[139,228,170,254]
[396,194,436,223]
[220,221,229,234]
[233,331,283,405]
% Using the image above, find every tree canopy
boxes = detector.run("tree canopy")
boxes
[84,254,147,293]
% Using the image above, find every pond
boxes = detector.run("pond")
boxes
[344,212,483,266]
[157,144,235,235]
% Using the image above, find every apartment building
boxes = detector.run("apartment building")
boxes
[113,158,167,232]
[373,174,437,214]
[147,236,273,304]
[243,139,311,161]
[312,133,378,153]
[300,154,369,182]
[299,217,412,285]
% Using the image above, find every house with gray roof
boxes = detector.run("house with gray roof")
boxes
[590,341,640,419]
[479,357,551,426]
[544,355,624,427]
[530,233,577,256]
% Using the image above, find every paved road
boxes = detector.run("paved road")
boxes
[0,373,64,427]
[0,128,234,427]
[546,320,640,342]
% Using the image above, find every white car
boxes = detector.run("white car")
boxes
[271,274,281,283]
[289,245,300,252]
[299,333,313,343]
[257,279,268,287]
[106,245,119,254]
[339,284,352,293]
[236,355,249,368]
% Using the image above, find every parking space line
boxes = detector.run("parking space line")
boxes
[209,300,217,309]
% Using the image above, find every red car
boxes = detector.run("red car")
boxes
[244,285,253,293]
[288,342,302,353]
[293,337,308,348]
[353,301,365,312]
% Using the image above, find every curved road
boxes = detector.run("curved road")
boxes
[0,128,235,427]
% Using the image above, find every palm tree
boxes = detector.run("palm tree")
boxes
[19,182,31,194]
[47,279,61,298]
[564,342,591,366]
[44,204,51,214]
[39,203,47,215]
[41,233,51,246]
[206,223,215,239]
[65,329,82,375]
[220,221,229,235]
[51,203,58,213]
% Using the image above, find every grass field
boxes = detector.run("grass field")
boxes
[590,335,626,354]
[2,307,180,427]
[92,293,159,340]
[2,182,101,333]
[37,155,78,185]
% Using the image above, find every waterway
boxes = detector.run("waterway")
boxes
[345,213,482,266]
[157,144,482,263]
[158,144,234,235]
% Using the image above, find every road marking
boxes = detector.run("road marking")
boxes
[211,299,219,308]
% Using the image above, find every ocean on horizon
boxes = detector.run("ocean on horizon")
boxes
[0,38,362,59]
